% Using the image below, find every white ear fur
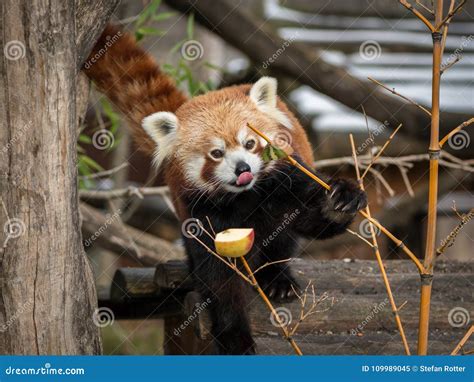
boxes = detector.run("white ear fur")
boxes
[142,111,178,168]
[249,77,292,129]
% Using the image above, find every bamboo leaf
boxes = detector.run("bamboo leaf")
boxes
[187,13,194,39]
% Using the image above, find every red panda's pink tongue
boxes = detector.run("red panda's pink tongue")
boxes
[236,172,253,186]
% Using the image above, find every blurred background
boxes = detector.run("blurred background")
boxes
[78,0,473,354]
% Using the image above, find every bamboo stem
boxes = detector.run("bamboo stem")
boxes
[417,0,443,356]
[240,257,303,356]
[350,134,411,355]
[451,325,474,355]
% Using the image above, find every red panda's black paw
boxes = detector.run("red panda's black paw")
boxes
[260,274,301,303]
[328,179,367,214]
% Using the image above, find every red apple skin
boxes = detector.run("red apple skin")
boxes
[246,230,255,253]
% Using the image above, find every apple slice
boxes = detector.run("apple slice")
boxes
[214,228,254,258]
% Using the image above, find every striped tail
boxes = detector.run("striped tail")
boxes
[83,25,187,156]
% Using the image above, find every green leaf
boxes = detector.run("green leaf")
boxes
[100,98,120,134]
[78,134,91,144]
[262,145,287,163]
[152,11,177,21]
[136,27,165,37]
[170,38,186,54]
[136,0,162,27]
[79,155,103,172]
[186,13,194,39]
[272,146,288,159]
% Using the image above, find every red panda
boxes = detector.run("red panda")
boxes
[84,25,367,355]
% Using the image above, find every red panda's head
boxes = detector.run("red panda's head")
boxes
[142,77,313,194]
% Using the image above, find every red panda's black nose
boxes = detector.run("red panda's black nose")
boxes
[235,161,251,176]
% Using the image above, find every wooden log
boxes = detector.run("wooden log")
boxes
[80,203,185,266]
[154,260,193,290]
[254,330,469,355]
[110,268,159,302]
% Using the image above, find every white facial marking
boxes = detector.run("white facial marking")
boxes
[215,147,263,193]
[183,155,206,187]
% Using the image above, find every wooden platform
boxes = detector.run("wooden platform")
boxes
[99,259,473,355]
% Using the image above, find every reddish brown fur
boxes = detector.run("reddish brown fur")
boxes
[83,25,187,156]
[84,26,314,221]
[165,85,314,220]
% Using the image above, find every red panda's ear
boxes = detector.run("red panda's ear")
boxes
[142,112,178,168]
[250,76,278,108]
[249,77,292,129]
[142,112,178,144]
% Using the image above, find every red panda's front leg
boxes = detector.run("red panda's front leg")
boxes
[269,158,367,239]
[291,177,367,239]
[184,237,256,355]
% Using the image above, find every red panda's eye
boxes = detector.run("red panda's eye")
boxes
[210,149,224,159]
[245,140,256,150]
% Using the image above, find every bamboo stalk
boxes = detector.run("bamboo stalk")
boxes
[350,134,411,355]
[417,0,444,356]
[240,257,303,355]
[451,325,474,355]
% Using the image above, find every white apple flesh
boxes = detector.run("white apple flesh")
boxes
[214,228,255,258]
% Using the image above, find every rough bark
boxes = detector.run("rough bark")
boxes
[0,0,115,355]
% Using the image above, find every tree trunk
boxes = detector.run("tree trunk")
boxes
[0,0,116,355]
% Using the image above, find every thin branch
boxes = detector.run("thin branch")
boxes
[350,134,411,355]
[397,165,415,197]
[435,0,467,31]
[79,162,129,180]
[416,0,435,14]
[368,77,431,116]
[440,0,456,57]
[398,0,435,31]
[439,117,474,148]
[436,208,474,256]
[441,55,461,75]
[79,186,169,200]
[345,228,377,248]
[360,124,403,180]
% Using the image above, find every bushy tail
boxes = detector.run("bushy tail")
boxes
[83,25,187,156]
